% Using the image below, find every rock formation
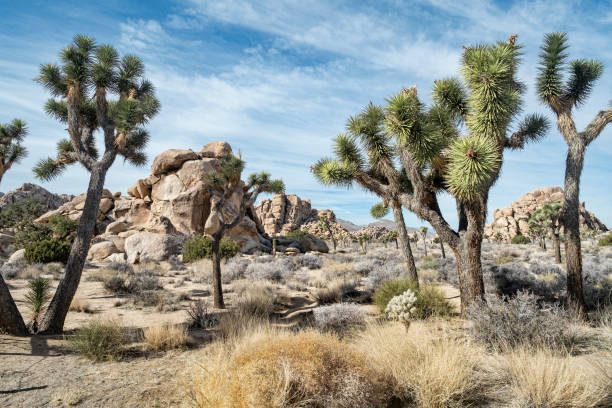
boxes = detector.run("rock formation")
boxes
[0,183,72,211]
[485,186,607,241]
[35,142,268,262]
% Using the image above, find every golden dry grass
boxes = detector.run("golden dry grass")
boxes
[188,328,390,408]
[69,296,92,313]
[143,324,189,351]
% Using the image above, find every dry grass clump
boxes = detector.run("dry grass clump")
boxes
[314,279,357,304]
[69,296,92,313]
[67,318,126,361]
[188,329,391,408]
[143,324,189,351]
[503,348,612,407]
[356,322,500,407]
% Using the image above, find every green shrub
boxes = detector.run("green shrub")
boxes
[373,279,453,319]
[14,221,52,249]
[182,235,239,263]
[24,277,52,331]
[511,234,531,245]
[0,197,46,228]
[67,318,126,361]
[598,233,612,247]
[47,215,78,240]
[286,229,309,240]
[25,239,71,264]
[496,256,514,265]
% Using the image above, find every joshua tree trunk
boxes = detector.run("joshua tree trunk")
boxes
[394,239,398,249]
[423,239,428,257]
[211,235,224,309]
[439,240,446,259]
[38,165,109,334]
[563,142,587,318]
[552,230,561,264]
[391,203,418,283]
[0,274,28,335]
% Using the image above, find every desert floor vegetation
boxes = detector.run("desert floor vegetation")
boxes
[1,239,612,406]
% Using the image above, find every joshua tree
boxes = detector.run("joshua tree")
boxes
[383,35,548,311]
[29,35,157,334]
[0,119,28,186]
[204,155,284,308]
[419,226,428,257]
[536,32,611,317]
[433,236,446,258]
[382,229,399,249]
[493,231,505,243]
[357,233,371,254]
[527,216,548,250]
[318,213,337,251]
[530,201,563,264]
[313,104,418,282]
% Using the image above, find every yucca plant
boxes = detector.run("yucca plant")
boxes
[204,155,284,308]
[0,119,28,186]
[384,35,549,312]
[0,35,160,335]
[536,32,611,318]
[530,201,563,263]
[313,103,418,282]
[25,277,52,333]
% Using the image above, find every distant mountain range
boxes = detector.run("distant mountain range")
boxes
[336,218,421,234]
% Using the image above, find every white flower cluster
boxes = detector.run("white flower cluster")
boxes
[385,289,418,323]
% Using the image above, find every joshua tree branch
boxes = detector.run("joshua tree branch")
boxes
[583,108,612,145]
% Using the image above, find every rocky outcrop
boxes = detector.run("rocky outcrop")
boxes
[0,183,72,211]
[485,186,607,241]
[35,142,268,262]
[352,224,389,240]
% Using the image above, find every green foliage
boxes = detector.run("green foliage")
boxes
[24,239,71,264]
[286,229,309,240]
[24,277,51,319]
[598,233,612,247]
[511,234,531,245]
[67,318,126,361]
[13,222,53,249]
[373,279,453,319]
[496,256,514,265]
[0,197,46,228]
[432,77,468,121]
[382,230,398,244]
[47,215,78,239]
[312,157,357,188]
[0,119,29,177]
[182,235,239,263]
[370,202,389,219]
[445,135,500,200]
[432,237,440,244]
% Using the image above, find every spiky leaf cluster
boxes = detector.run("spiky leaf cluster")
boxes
[536,32,603,109]
[445,135,500,201]
[370,202,389,219]
[34,34,160,181]
[0,119,28,175]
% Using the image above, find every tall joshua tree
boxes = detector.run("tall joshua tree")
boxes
[420,226,428,257]
[383,35,549,311]
[536,32,611,317]
[0,119,28,185]
[530,201,562,263]
[204,155,284,308]
[28,35,158,333]
[313,104,418,282]
[318,213,337,251]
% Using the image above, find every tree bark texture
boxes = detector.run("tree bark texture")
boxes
[391,204,418,283]
[211,236,225,309]
[0,274,28,335]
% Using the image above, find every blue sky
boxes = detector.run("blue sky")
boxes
[1,0,611,228]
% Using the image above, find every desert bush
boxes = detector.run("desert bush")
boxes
[24,239,71,264]
[244,257,296,281]
[103,275,128,293]
[13,222,53,249]
[222,257,250,283]
[103,270,161,295]
[0,262,22,279]
[188,299,217,329]
[143,324,189,351]
[467,291,584,352]
[373,279,453,319]
[511,234,531,244]
[366,262,406,290]
[312,303,365,333]
[598,233,612,247]
[0,197,46,228]
[356,323,498,407]
[182,235,239,263]
[25,277,51,331]
[496,256,514,265]
[47,215,78,239]
[188,330,390,407]
[106,260,133,274]
[286,229,308,240]
[295,253,322,269]
[67,318,126,361]
[353,258,384,276]
[69,297,92,313]
[418,255,439,270]
[314,279,358,304]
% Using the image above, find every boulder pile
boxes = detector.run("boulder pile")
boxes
[485,186,607,241]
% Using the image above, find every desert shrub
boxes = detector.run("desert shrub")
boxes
[496,256,514,265]
[47,215,78,240]
[69,297,92,313]
[295,253,322,269]
[106,260,133,274]
[244,257,296,281]
[103,270,161,298]
[143,324,189,351]
[598,233,612,247]
[0,262,22,279]
[374,280,453,319]
[24,239,71,264]
[511,234,531,245]
[418,255,439,270]
[189,330,390,407]
[357,323,498,408]
[314,279,358,304]
[286,229,308,240]
[182,235,239,263]
[13,222,52,249]
[188,299,217,329]
[366,262,406,290]
[25,277,51,331]
[67,318,126,361]
[0,197,46,228]
[103,275,128,293]
[353,258,384,276]
[312,303,365,333]
[222,257,249,283]
[467,291,583,352]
